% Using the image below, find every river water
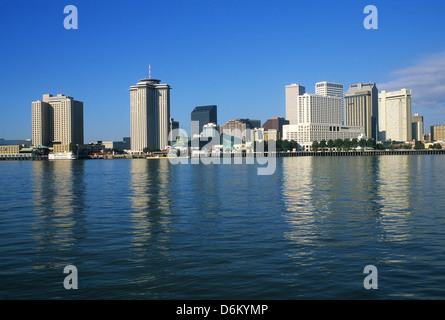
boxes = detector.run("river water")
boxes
[1,155,444,299]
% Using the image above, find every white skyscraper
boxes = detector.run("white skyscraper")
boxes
[130,74,171,152]
[283,82,362,150]
[315,81,344,98]
[378,89,412,142]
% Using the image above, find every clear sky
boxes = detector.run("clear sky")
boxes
[1,0,445,142]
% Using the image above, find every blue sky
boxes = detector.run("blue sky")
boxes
[1,0,445,142]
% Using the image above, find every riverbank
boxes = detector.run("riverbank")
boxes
[1,149,444,161]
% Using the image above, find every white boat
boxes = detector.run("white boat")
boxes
[48,152,78,160]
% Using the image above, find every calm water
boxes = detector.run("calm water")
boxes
[1,155,445,299]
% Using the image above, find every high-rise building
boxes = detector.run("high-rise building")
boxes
[262,117,289,140]
[220,119,261,142]
[411,113,424,141]
[285,84,305,124]
[191,105,217,136]
[315,81,344,98]
[378,89,412,142]
[32,94,84,148]
[130,75,171,152]
[344,83,379,141]
[431,124,445,141]
[283,82,362,150]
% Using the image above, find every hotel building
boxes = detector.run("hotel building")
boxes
[32,94,84,151]
[344,83,379,141]
[130,76,171,152]
[378,89,412,142]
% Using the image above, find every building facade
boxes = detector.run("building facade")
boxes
[315,81,344,98]
[32,94,84,148]
[191,105,217,136]
[431,124,445,141]
[285,84,306,124]
[344,83,379,141]
[378,89,412,142]
[412,113,424,141]
[130,76,171,152]
[283,82,362,150]
[262,117,289,140]
[220,119,261,142]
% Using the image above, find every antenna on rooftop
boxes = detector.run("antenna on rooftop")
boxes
[149,64,151,79]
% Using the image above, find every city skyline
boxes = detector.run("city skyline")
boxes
[1,0,445,142]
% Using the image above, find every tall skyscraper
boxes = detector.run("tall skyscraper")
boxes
[283,82,362,151]
[344,83,379,141]
[411,113,424,141]
[130,75,171,152]
[191,105,217,136]
[315,81,344,98]
[32,94,84,148]
[285,84,305,124]
[378,89,412,142]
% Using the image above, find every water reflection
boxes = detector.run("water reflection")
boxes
[31,160,86,268]
[282,157,317,245]
[376,155,416,242]
[129,159,173,251]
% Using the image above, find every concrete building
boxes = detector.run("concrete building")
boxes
[378,89,412,142]
[412,113,424,141]
[315,81,344,98]
[191,105,217,136]
[220,119,261,143]
[344,83,379,141]
[262,117,289,140]
[431,124,445,141]
[285,84,306,124]
[283,124,363,150]
[130,75,171,152]
[32,94,84,148]
[0,145,20,154]
[283,82,362,150]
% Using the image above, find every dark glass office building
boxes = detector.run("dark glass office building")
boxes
[191,105,217,135]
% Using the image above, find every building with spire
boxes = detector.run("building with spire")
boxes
[129,67,171,152]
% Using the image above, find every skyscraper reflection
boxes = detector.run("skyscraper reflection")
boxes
[31,160,86,268]
[129,159,173,250]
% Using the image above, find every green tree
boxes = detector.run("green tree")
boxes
[281,139,290,151]
[312,140,319,151]
[319,139,327,150]
[359,138,367,148]
[351,138,358,149]
[414,141,425,150]
[289,140,298,151]
[275,139,283,152]
[343,138,351,150]
[366,138,376,149]
[334,138,343,149]
[327,139,334,149]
